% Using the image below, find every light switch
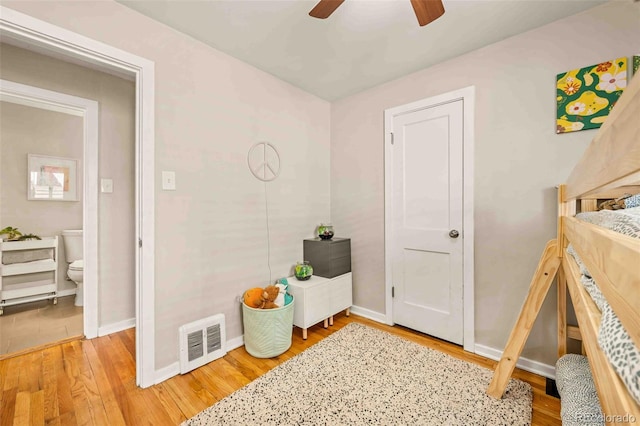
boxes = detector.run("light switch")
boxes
[162,171,176,190]
[101,178,113,193]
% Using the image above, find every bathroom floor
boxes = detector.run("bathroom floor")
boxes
[0,295,83,356]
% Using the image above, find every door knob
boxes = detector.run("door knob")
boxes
[449,229,460,238]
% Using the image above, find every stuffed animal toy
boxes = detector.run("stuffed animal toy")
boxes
[260,285,280,309]
[244,287,264,308]
[244,282,293,309]
[273,283,286,307]
[277,278,293,306]
[598,194,640,210]
[598,194,631,211]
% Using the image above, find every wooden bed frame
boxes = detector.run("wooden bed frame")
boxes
[486,69,640,421]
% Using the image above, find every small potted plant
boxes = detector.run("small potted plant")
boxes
[317,223,334,240]
[294,261,313,281]
[0,226,22,241]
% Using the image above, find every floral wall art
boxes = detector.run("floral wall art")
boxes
[556,57,627,134]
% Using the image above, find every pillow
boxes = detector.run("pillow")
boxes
[625,194,640,209]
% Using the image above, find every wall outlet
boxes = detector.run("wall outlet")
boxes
[162,171,176,190]
[101,178,113,193]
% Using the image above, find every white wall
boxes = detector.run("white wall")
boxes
[0,43,136,326]
[331,1,640,366]
[2,0,332,370]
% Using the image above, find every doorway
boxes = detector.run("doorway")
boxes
[0,6,156,387]
[384,86,475,352]
[0,80,98,354]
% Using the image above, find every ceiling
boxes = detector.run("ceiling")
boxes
[118,0,606,101]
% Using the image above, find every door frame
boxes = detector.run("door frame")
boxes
[384,86,475,352]
[0,6,157,387]
[0,79,99,338]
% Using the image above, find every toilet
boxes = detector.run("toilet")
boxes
[61,229,83,307]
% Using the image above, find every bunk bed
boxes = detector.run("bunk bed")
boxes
[486,69,640,422]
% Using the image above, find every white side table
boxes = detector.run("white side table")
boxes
[287,272,352,339]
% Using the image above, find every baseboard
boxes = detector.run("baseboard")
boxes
[154,334,245,385]
[57,288,76,297]
[475,343,556,379]
[349,305,387,324]
[226,334,244,352]
[150,316,555,385]
[155,362,180,385]
[98,318,136,337]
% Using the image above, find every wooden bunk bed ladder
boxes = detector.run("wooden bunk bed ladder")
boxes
[487,239,560,399]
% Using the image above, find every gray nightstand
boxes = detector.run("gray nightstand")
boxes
[303,237,351,278]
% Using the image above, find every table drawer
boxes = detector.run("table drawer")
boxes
[330,273,353,312]
[304,283,332,326]
[287,273,353,333]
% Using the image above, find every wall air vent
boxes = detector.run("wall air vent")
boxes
[179,313,226,374]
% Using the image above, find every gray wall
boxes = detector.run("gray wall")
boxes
[0,43,137,327]
[0,102,83,292]
[2,0,332,371]
[330,1,640,366]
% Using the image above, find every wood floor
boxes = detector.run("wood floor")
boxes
[0,313,561,425]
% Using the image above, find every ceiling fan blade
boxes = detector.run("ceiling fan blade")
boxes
[410,0,445,26]
[309,0,346,19]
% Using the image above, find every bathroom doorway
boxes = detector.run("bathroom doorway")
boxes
[1,7,156,387]
[0,77,99,355]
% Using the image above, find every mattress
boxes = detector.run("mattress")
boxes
[566,206,640,405]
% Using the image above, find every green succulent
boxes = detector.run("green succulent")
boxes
[0,226,22,240]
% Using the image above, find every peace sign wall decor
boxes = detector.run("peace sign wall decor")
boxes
[247,142,281,182]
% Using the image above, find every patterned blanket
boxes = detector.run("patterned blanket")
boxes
[566,206,640,405]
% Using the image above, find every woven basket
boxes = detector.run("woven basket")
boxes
[242,297,294,358]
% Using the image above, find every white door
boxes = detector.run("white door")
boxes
[389,99,464,345]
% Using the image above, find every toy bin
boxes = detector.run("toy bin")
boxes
[242,297,294,358]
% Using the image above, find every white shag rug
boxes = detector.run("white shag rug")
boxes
[184,323,532,425]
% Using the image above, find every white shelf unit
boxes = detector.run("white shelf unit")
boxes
[287,272,352,340]
[0,236,58,315]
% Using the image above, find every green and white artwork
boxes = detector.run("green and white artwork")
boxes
[556,57,627,134]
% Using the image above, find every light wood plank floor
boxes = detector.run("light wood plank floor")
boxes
[0,313,561,425]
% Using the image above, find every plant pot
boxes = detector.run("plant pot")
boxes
[294,261,313,280]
